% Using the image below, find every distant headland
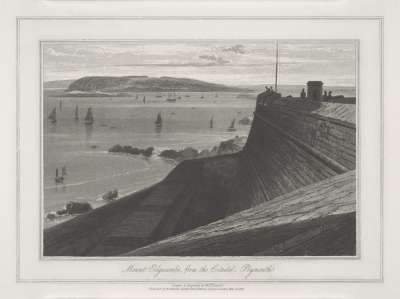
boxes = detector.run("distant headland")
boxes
[44,77,355,99]
[45,76,251,96]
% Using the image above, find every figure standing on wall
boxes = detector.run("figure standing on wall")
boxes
[323,90,328,100]
[328,91,332,100]
[300,88,306,99]
[265,86,272,96]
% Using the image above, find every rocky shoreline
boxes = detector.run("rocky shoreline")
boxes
[108,145,154,157]
[107,135,247,162]
[45,136,247,224]
[46,201,93,221]
[159,136,247,162]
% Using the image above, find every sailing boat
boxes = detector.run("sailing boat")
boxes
[74,105,79,121]
[227,118,236,132]
[209,116,214,129]
[84,107,94,125]
[200,94,204,99]
[166,90,176,102]
[54,168,64,184]
[143,96,146,104]
[48,108,57,124]
[155,112,162,127]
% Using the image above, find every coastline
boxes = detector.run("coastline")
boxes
[44,135,247,228]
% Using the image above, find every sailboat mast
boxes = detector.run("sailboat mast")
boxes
[274,40,279,92]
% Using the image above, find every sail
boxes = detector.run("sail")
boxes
[84,107,94,124]
[74,106,79,120]
[210,116,214,128]
[48,108,57,123]
[227,118,236,132]
[155,112,162,126]
[55,167,64,183]
[229,118,236,129]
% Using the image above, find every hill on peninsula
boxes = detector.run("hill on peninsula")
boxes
[66,76,248,93]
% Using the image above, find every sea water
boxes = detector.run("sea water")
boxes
[43,86,355,227]
[43,91,256,227]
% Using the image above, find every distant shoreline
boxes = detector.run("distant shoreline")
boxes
[43,85,356,99]
[45,90,260,100]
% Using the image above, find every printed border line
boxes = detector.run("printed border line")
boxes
[16,17,21,285]
[16,277,383,284]
[355,38,361,259]
[379,16,384,282]
[16,16,384,20]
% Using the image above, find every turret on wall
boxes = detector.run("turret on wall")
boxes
[307,81,323,101]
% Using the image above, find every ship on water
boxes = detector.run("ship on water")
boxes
[48,107,57,124]
[74,105,79,121]
[227,118,236,132]
[84,107,94,125]
[166,90,177,102]
[155,112,162,127]
[54,168,64,184]
[209,116,214,129]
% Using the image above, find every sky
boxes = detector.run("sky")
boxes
[43,40,356,87]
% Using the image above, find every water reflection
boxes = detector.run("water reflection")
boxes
[54,183,67,192]
[155,124,162,134]
[154,112,163,134]
[85,124,93,142]
[49,122,57,134]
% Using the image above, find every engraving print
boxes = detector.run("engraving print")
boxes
[42,40,357,257]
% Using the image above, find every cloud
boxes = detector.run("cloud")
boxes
[44,47,72,57]
[43,41,356,86]
[198,54,230,65]
[199,54,218,61]
[222,44,246,54]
